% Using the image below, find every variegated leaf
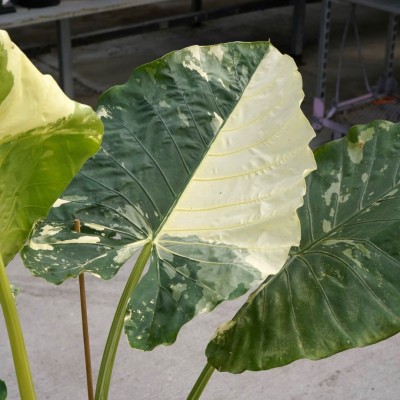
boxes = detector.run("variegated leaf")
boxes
[22,42,315,349]
[206,121,400,373]
[0,30,103,266]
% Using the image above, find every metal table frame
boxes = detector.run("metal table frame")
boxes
[313,0,400,134]
[2,0,311,98]
[1,0,173,97]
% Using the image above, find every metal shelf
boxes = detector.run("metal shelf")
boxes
[313,0,400,137]
[1,0,311,98]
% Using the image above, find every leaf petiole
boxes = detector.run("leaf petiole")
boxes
[0,255,36,399]
[187,362,215,400]
[95,241,152,400]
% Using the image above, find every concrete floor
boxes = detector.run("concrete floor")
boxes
[2,1,400,399]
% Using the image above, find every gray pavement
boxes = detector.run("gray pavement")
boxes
[2,2,400,399]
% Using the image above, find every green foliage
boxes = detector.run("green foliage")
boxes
[0,30,103,265]
[0,29,103,400]
[5,25,400,399]
[206,120,400,373]
[0,111,103,266]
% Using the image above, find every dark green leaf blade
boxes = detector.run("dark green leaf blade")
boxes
[206,120,400,373]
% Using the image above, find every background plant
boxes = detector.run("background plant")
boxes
[0,30,103,399]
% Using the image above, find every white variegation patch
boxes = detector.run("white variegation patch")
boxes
[113,240,149,264]
[361,173,368,183]
[30,242,54,251]
[53,198,71,208]
[56,236,101,245]
[347,127,375,164]
[323,178,340,207]
[208,46,225,62]
[159,100,170,108]
[40,225,62,237]
[182,47,209,81]
[84,223,107,231]
[323,219,331,233]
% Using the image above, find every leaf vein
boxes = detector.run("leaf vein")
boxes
[358,135,378,211]
[114,120,177,196]
[284,267,305,353]
[297,255,352,340]
[193,146,305,181]
[306,250,400,321]
[143,96,190,174]
[79,165,162,218]
[168,65,208,148]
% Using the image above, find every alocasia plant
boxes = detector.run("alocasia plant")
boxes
[21,41,316,398]
[201,120,400,384]
[6,31,400,400]
[0,30,103,399]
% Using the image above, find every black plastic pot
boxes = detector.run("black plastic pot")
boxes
[15,0,60,8]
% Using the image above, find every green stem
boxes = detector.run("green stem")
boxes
[187,362,215,400]
[95,241,152,400]
[0,255,36,399]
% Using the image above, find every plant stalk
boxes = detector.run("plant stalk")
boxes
[74,219,95,400]
[79,274,94,400]
[0,254,36,400]
[95,241,152,400]
[187,362,215,400]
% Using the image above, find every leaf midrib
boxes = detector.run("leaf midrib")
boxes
[298,144,400,255]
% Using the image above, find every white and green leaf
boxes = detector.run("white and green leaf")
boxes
[0,30,103,265]
[22,41,315,349]
[206,121,400,373]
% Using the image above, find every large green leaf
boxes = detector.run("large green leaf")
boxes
[0,30,103,265]
[206,120,400,373]
[0,379,6,400]
[21,41,315,349]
